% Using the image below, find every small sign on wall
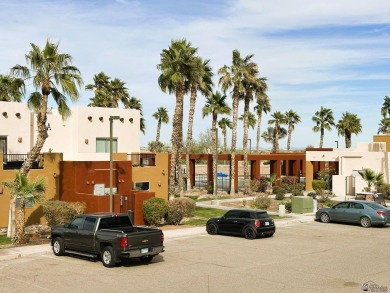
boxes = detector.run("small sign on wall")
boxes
[94,184,105,196]
[105,187,117,195]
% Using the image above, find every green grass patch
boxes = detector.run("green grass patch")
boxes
[183,207,227,226]
[0,235,11,245]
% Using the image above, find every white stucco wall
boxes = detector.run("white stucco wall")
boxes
[0,102,140,161]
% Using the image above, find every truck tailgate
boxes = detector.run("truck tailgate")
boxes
[127,229,163,248]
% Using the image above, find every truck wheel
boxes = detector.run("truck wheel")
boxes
[140,256,154,263]
[52,237,65,256]
[101,246,116,268]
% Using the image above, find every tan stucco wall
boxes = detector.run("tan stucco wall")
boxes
[0,153,62,227]
[373,135,390,152]
[132,153,169,201]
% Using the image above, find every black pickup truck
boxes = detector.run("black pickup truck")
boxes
[50,213,164,267]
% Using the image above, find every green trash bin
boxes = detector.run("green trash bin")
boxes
[291,196,313,214]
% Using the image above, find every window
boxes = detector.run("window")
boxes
[70,217,84,230]
[83,217,97,231]
[224,210,241,219]
[350,203,364,210]
[133,181,150,191]
[0,136,6,155]
[96,138,117,153]
[334,202,349,209]
[15,196,34,208]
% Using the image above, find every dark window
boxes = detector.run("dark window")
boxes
[239,212,251,219]
[224,210,241,219]
[70,217,84,230]
[83,217,97,231]
[99,216,131,229]
[334,202,349,209]
[254,212,269,219]
[350,203,364,210]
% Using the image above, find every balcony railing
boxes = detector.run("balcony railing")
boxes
[2,154,44,170]
[130,153,156,167]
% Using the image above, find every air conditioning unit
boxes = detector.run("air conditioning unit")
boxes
[368,142,386,152]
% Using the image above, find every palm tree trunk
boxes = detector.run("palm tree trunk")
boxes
[243,94,251,195]
[287,125,292,151]
[14,200,26,244]
[212,116,218,197]
[7,197,15,238]
[256,112,262,152]
[185,88,197,193]
[230,89,239,195]
[156,121,161,142]
[319,128,324,148]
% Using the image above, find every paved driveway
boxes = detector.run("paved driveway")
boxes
[0,221,389,293]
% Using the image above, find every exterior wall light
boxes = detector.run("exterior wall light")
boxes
[99,117,103,121]
[15,113,21,118]
[2,112,7,117]
[129,118,133,123]
[88,116,92,121]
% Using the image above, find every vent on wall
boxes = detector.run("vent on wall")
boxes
[369,142,386,152]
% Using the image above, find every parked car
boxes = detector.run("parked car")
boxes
[51,213,164,267]
[315,200,390,228]
[206,208,275,239]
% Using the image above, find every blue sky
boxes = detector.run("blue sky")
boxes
[1,0,390,150]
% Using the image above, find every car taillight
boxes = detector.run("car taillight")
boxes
[255,220,261,227]
[120,236,128,248]
[377,211,386,217]
[161,232,164,243]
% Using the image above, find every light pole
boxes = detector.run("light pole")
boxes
[334,140,338,148]
[109,115,120,213]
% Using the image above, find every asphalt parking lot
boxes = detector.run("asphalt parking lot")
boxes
[0,221,389,293]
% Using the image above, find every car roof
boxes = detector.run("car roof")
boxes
[228,208,267,213]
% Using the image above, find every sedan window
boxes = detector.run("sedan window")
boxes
[350,203,364,210]
[366,202,387,210]
[334,202,349,209]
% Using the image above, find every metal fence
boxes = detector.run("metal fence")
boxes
[2,154,44,170]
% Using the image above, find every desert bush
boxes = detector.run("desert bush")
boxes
[281,199,292,212]
[290,184,304,197]
[251,176,268,192]
[307,192,317,199]
[281,176,298,186]
[312,180,326,191]
[316,190,335,204]
[42,200,86,227]
[377,183,390,199]
[166,198,187,225]
[250,195,271,210]
[175,197,196,216]
[275,187,287,200]
[143,197,168,226]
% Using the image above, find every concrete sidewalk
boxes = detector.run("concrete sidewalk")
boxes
[0,212,315,262]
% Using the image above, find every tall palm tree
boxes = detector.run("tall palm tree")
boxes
[85,72,110,98]
[125,96,146,134]
[380,96,390,118]
[254,93,271,151]
[185,57,213,192]
[152,107,169,142]
[218,117,232,151]
[3,172,45,244]
[219,50,256,195]
[268,111,286,152]
[11,40,83,174]
[157,39,197,197]
[312,107,335,148]
[285,110,301,151]
[0,74,25,102]
[336,112,362,148]
[202,91,231,196]
[239,112,256,129]
[378,118,390,134]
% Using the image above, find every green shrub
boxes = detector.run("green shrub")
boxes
[290,184,304,197]
[281,199,292,212]
[307,192,317,199]
[143,197,168,226]
[312,180,326,191]
[250,195,271,210]
[377,183,390,199]
[280,176,298,192]
[42,200,86,227]
[275,187,287,200]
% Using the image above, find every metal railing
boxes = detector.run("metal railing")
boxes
[2,154,44,170]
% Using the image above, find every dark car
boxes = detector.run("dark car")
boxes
[315,200,390,228]
[206,208,275,239]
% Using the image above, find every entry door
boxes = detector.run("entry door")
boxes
[0,136,6,155]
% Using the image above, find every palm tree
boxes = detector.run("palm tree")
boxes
[268,111,286,152]
[239,112,256,129]
[219,50,257,194]
[358,168,384,192]
[254,93,271,151]
[261,126,287,147]
[2,172,45,244]
[157,39,197,197]
[0,74,25,102]
[380,96,390,118]
[285,110,301,151]
[85,72,110,98]
[152,107,169,142]
[218,117,232,151]
[378,118,390,134]
[185,57,213,192]
[202,91,231,196]
[336,112,362,148]
[312,107,335,148]
[11,40,83,174]
[124,96,146,134]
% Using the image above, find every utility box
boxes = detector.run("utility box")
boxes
[291,196,313,214]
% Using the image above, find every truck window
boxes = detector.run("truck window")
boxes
[70,217,84,230]
[83,217,97,231]
[99,216,131,229]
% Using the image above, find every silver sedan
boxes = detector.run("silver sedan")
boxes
[315,200,390,228]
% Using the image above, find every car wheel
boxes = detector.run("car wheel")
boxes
[140,256,154,263]
[243,227,256,240]
[101,246,116,268]
[360,216,371,228]
[52,237,64,256]
[320,213,330,223]
[206,222,219,235]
